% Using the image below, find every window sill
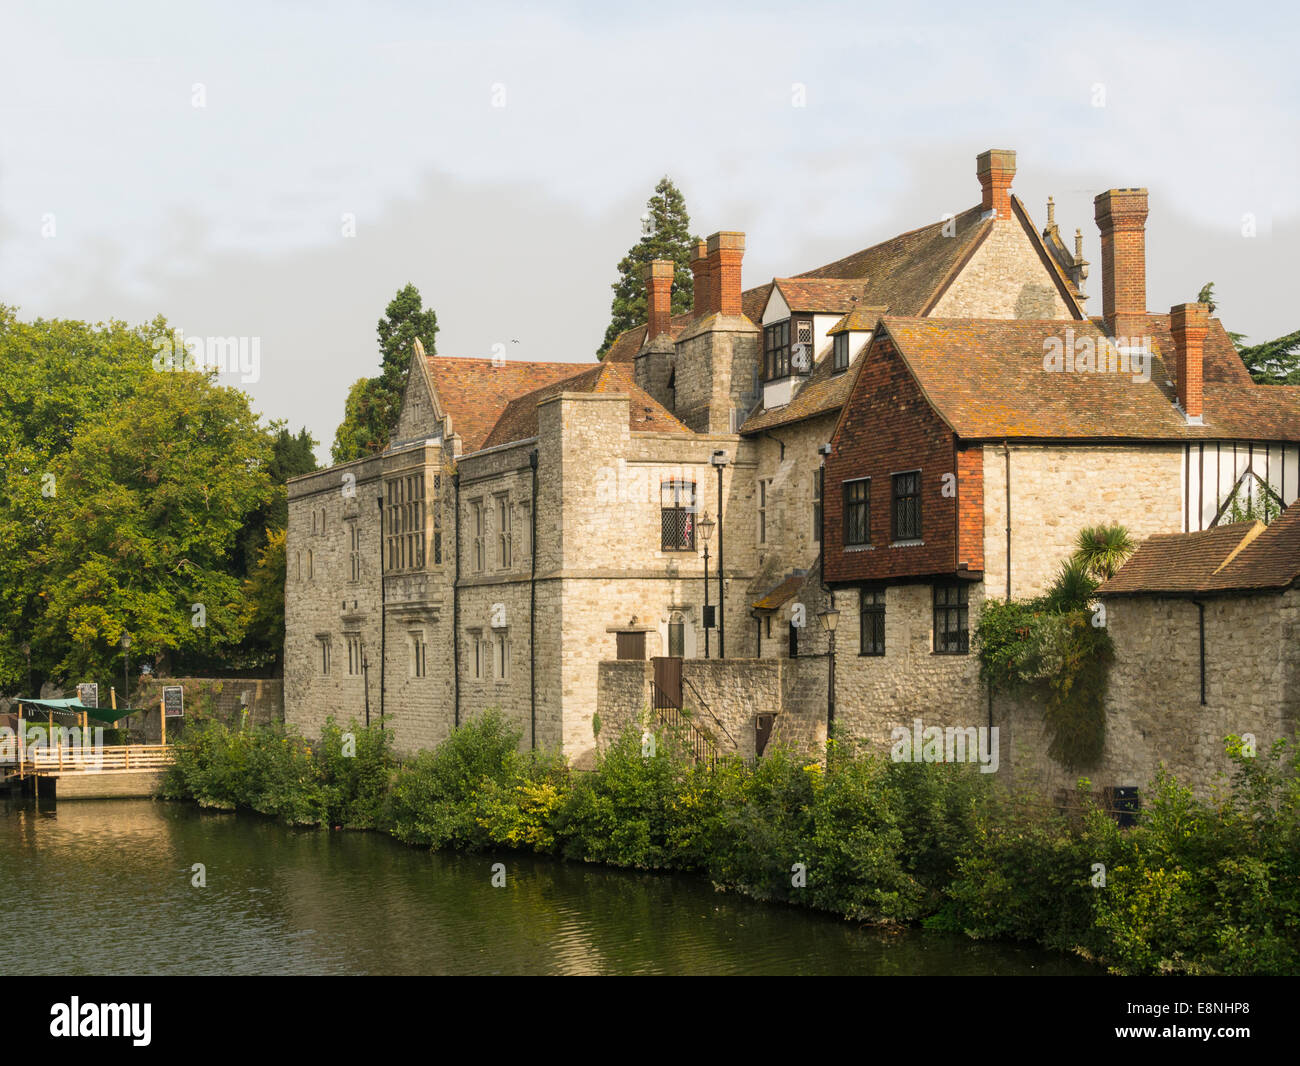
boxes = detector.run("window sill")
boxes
[844,544,874,552]
[891,539,924,548]
[858,651,885,658]
[931,649,970,656]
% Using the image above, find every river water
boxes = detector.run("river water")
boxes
[1,798,1095,976]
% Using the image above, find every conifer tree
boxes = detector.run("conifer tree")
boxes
[597,177,698,358]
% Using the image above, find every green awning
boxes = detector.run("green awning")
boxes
[13,698,141,724]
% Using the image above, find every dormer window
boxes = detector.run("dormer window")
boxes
[763,317,814,380]
[833,333,849,373]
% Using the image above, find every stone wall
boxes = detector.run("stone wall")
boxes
[930,215,1074,319]
[981,442,1185,600]
[1003,587,1300,799]
[133,676,283,741]
[833,582,988,748]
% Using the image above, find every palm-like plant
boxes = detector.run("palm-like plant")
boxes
[1072,524,1135,582]
[1045,557,1099,612]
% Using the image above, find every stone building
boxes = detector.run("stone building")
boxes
[285,145,1300,794]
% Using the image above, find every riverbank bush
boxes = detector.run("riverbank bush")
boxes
[162,712,1300,975]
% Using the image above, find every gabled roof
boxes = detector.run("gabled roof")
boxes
[425,356,597,453]
[878,317,1300,441]
[1098,505,1300,596]
[772,279,872,314]
[480,360,690,450]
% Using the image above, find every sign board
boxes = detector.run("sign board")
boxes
[76,682,99,708]
[163,686,184,718]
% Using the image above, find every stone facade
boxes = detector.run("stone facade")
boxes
[1002,588,1300,799]
[981,443,1186,600]
[283,149,1295,807]
[931,214,1074,320]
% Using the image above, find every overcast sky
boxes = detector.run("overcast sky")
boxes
[4,0,1297,462]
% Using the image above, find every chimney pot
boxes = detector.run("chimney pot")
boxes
[976,149,1016,220]
[705,231,745,317]
[1095,187,1149,340]
[690,240,709,319]
[1170,302,1209,423]
[642,259,674,340]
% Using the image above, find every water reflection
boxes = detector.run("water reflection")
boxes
[1,798,1095,976]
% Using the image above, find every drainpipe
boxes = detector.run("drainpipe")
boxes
[452,471,461,728]
[529,448,539,750]
[1003,442,1012,602]
[377,495,386,732]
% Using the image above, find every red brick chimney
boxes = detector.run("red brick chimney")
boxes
[1170,302,1208,423]
[690,240,710,319]
[642,259,673,339]
[977,149,1016,220]
[705,231,744,317]
[1094,188,1149,340]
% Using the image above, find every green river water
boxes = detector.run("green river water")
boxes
[1,797,1096,976]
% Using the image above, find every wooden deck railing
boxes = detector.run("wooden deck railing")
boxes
[3,744,175,775]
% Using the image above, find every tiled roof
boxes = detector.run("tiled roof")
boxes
[752,573,807,610]
[603,311,696,365]
[741,343,864,434]
[829,306,889,333]
[880,317,1300,441]
[1095,522,1263,595]
[793,205,993,314]
[480,360,690,450]
[1094,314,1252,385]
[1098,505,1300,596]
[426,356,599,453]
[773,279,872,313]
[606,205,991,371]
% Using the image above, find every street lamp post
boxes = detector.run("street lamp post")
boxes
[698,513,715,659]
[711,450,729,658]
[818,603,840,745]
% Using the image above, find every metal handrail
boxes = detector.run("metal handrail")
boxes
[681,676,736,748]
[649,680,718,769]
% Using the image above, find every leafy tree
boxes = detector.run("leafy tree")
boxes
[240,528,287,670]
[0,306,284,693]
[1196,283,1299,384]
[597,177,698,358]
[236,421,317,574]
[331,284,439,463]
